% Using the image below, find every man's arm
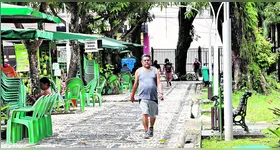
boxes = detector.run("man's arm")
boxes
[156,69,163,100]
[130,68,140,103]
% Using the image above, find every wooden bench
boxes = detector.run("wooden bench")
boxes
[210,90,252,132]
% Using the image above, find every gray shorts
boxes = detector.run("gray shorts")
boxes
[139,99,158,118]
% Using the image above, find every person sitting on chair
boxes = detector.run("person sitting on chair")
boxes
[120,64,131,74]
[28,77,52,105]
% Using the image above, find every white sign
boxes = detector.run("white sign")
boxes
[85,40,99,52]
[52,63,59,70]
[54,69,61,77]
[57,46,67,62]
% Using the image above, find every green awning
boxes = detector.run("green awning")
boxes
[49,31,101,41]
[48,31,126,49]
[102,37,144,47]
[78,38,127,50]
[1,26,53,40]
[1,3,62,23]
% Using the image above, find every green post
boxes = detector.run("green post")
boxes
[219,87,223,140]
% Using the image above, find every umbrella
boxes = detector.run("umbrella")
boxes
[1,26,53,40]
[1,3,62,23]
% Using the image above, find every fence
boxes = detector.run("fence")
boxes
[151,47,223,73]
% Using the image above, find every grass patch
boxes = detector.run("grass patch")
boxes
[200,87,214,109]
[202,129,279,148]
[202,112,211,117]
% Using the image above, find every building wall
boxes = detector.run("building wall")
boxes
[147,6,223,50]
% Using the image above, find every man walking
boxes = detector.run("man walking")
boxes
[193,58,201,81]
[130,54,163,139]
[163,58,174,87]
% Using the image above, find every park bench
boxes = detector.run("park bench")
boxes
[210,90,252,132]
[6,94,58,144]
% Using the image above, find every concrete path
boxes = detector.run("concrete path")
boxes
[1,81,202,148]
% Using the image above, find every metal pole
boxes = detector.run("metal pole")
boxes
[223,2,233,141]
[208,3,216,83]
[213,2,224,96]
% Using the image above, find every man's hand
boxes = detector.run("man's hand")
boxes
[28,95,36,102]
[159,93,164,101]
[130,95,135,103]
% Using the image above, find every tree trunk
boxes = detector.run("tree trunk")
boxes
[0,43,3,66]
[24,40,43,95]
[277,23,280,81]
[106,53,112,65]
[233,55,241,92]
[131,24,142,44]
[14,2,47,96]
[231,3,243,91]
[67,2,80,78]
[175,6,197,75]
[68,40,80,78]
[268,24,276,74]
[260,71,267,95]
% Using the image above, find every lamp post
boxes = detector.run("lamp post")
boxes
[223,2,233,141]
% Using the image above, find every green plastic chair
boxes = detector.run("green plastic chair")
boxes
[65,78,85,111]
[49,78,64,110]
[42,94,58,137]
[94,78,106,107]
[6,95,51,144]
[84,78,98,106]
[107,75,122,93]
[121,73,132,91]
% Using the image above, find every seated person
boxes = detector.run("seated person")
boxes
[120,64,131,74]
[29,77,52,105]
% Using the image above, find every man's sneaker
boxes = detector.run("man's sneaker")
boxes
[143,132,150,139]
[147,127,153,137]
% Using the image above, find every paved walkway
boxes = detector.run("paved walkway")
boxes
[1,81,201,148]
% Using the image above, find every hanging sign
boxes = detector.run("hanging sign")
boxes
[57,46,67,63]
[84,39,102,52]
[54,69,61,77]
[14,44,29,72]
[52,63,59,70]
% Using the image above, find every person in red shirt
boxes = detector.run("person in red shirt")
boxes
[29,77,52,104]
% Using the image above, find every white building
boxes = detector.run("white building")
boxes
[148,6,223,49]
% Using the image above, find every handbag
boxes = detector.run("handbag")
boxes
[172,74,178,80]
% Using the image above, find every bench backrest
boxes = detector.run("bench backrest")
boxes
[233,91,252,116]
